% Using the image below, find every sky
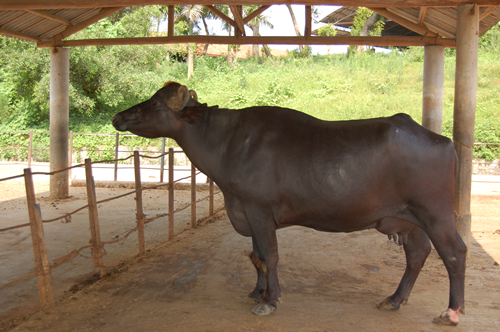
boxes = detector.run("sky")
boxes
[202,5,348,55]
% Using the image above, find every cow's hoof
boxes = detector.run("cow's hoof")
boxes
[377,298,399,311]
[252,303,276,316]
[432,308,460,326]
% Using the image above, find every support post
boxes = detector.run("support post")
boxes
[114,132,119,181]
[68,131,73,180]
[209,178,214,216]
[85,159,105,276]
[191,163,196,228]
[134,151,146,254]
[453,4,479,252]
[24,168,55,309]
[422,45,445,134]
[27,131,33,169]
[49,47,69,199]
[168,148,175,240]
[160,137,166,183]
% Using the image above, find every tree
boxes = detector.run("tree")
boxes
[286,5,303,52]
[349,8,385,54]
[179,5,204,78]
[317,23,337,55]
[244,6,274,61]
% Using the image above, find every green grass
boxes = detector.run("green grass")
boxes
[1,49,500,160]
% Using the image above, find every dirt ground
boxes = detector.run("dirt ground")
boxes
[0,178,499,331]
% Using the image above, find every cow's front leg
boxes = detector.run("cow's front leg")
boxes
[247,213,281,316]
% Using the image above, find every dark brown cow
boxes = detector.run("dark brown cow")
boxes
[112,81,466,325]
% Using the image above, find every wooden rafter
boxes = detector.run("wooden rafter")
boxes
[242,5,271,24]
[27,9,72,26]
[230,5,246,36]
[369,7,438,37]
[418,7,427,25]
[480,6,498,20]
[2,1,500,11]
[37,35,457,48]
[51,7,124,41]
[0,27,40,42]
[205,5,235,27]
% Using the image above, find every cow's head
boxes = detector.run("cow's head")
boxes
[112,81,206,138]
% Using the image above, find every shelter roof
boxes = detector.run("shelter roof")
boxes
[0,1,499,48]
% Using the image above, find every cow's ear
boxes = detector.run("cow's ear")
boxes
[176,104,207,124]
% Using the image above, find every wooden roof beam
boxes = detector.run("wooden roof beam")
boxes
[480,6,498,20]
[3,1,500,11]
[418,7,427,25]
[369,7,438,37]
[205,5,235,27]
[27,9,73,26]
[230,5,246,36]
[50,7,124,41]
[0,27,40,42]
[37,35,457,48]
[242,5,271,24]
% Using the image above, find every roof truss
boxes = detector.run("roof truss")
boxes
[0,1,499,48]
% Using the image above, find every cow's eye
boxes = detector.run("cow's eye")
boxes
[151,99,159,107]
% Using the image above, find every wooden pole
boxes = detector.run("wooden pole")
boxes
[160,137,166,183]
[27,131,33,169]
[114,132,119,181]
[68,131,73,180]
[168,148,174,240]
[453,3,479,253]
[134,151,145,255]
[191,163,196,228]
[168,5,174,37]
[24,168,55,309]
[209,178,214,216]
[85,159,105,276]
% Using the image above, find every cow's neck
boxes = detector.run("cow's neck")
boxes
[175,107,237,183]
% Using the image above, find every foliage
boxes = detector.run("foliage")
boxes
[317,24,337,37]
[1,14,500,161]
[350,7,385,37]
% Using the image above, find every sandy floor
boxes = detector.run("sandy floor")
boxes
[0,167,499,331]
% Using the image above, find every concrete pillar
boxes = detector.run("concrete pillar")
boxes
[49,47,69,199]
[422,45,445,134]
[453,4,479,252]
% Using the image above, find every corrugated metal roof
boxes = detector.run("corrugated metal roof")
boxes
[320,5,500,40]
[1,3,499,45]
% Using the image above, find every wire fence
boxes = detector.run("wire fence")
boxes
[0,148,224,310]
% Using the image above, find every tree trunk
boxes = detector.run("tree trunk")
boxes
[287,5,303,52]
[263,44,272,57]
[202,16,209,55]
[250,24,260,62]
[227,44,233,67]
[187,48,194,78]
[358,12,378,54]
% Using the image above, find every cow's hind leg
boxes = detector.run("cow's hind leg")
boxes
[427,226,467,326]
[245,210,281,316]
[247,235,268,304]
[378,226,431,311]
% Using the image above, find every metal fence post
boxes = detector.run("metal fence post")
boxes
[168,148,174,240]
[24,168,55,309]
[134,151,146,254]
